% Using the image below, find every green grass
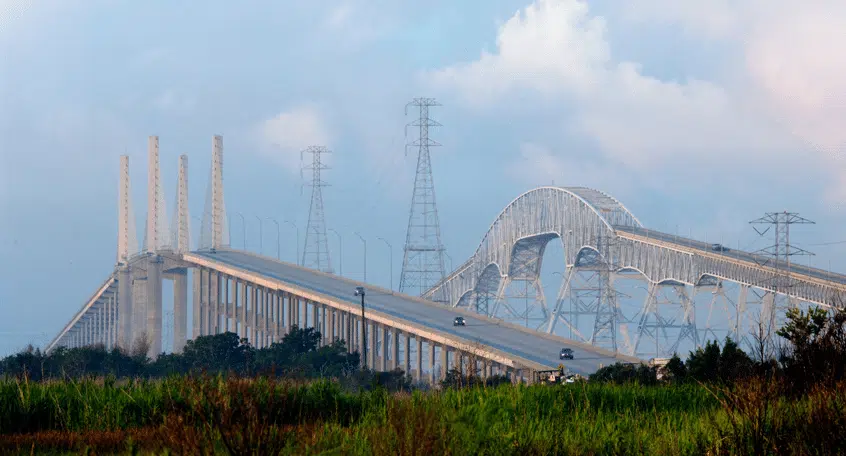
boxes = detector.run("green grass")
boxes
[0,376,842,455]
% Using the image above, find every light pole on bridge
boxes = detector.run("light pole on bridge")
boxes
[284,220,300,265]
[355,232,366,283]
[255,215,264,255]
[234,212,246,249]
[268,217,281,260]
[378,237,392,291]
[329,228,342,277]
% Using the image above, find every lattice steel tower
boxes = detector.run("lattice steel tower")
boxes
[750,211,815,333]
[399,97,447,296]
[301,146,333,273]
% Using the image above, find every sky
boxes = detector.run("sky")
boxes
[0,0,845,356]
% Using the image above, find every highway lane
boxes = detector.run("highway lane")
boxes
[195,250,632,375]
[614,225,846,286]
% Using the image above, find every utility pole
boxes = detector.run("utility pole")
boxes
[301,146,333,273]
[399,97,447,297]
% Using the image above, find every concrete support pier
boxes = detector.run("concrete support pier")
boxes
[146,255,163,358]
[117,266,133,350]
[173,269,188,353]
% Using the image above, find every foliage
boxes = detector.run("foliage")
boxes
[0,327,359,383]
[777,307,846,393]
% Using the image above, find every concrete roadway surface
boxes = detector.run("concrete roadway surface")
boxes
[196,250,634,376]
[614,225,846,286]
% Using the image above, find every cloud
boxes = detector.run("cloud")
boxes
[428,0,836,191]
[620,0,846,159]
[428,0,610,105]
[253,105,332,172]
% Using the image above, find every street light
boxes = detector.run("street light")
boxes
[443,251,453,273]
[267,217,281,260]
[378,237,393,291]
[284,220,299,265]
[354,286,367,370]
[235,212,246,249]
[329,228,342,277]
[255,215,264,255]
[355,232,367,282]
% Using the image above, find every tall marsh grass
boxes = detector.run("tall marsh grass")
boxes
[0,375,842,455]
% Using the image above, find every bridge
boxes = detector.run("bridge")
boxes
[44,136,846,384]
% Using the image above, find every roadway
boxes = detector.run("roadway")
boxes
[614,225,846,287]
[194,250,632,375]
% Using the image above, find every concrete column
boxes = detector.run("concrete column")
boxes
[330,309,337,343]
[146,255,163,358]
[239,281,247,338]
[254,288,262,349]
[192,268,201,339]
[173,270,188,353]
[415,337,423,382]
[278,292,285,340]
[223,275,230,333]
[99,304,105,346]
[380,325,388,371]
[369,322,377,369]
[440,345,449,380]
[253,287,260,342]
[430,342,437,384]
[404,332,411,374]
[210,272,219,334]
[199,269,209,336]
[104,298,110,350]
[346,312,353,351]
[118,266,133,350]
[316,303,323,344]
[392,330,400,370]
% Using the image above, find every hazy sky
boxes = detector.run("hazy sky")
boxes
[1,0,845,355]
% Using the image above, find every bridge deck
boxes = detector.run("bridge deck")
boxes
[614,225,846,288]
[195,250,633,375]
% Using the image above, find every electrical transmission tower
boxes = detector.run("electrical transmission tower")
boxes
[301,146,333,273]
[750,211,815,333]
[400,97,447,297]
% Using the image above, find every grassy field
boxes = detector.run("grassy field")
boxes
[0,375,842,455]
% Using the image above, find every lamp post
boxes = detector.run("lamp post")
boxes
[354,286,367,370]
[268,217,280,260]
[284,220,299,265]
[329,228,342,277]
[235,212,246,249]
[255,215,263,255]
[378,237,393,291]
[355,232,366,282]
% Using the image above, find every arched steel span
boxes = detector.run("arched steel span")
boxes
[422,186,642,307]
[422,186,846,310]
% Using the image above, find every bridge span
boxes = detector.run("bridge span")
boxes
[46,248,638,384]
[42,135,846,381]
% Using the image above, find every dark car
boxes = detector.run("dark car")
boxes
[560,348,574,360]
[453,316,466,326]
[711,243,730,252]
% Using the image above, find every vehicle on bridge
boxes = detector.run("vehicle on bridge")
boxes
[453,316,466,327]
[711,243,730,252]
[560,348,574,360]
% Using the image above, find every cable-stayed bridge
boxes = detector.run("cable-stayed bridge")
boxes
[44,136,846,384]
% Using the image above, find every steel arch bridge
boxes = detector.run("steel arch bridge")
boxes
[423,186,846,356]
